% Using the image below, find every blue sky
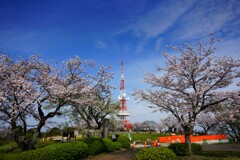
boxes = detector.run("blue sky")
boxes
[1,0,240,124]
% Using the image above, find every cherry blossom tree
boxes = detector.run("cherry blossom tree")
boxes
[214,92,240,139]
[0,54,113,150]
[70,96,118,129]
[142,120,157,131]
[156,122,165,133]
[160,115,180,133]
[132,122,143,132]
[133,35,240,154]
[196,111,217,134]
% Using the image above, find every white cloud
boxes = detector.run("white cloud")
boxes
[156,37,163,51]
[113,0,194,54]
[174,0,239,40]
[131,0,194,38]
[94,41,108,49]
[110,0,240,123]
[215,38,240,59]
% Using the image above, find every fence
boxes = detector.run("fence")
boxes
[158,134,226,144]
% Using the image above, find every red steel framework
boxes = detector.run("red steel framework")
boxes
[117,61,133,131]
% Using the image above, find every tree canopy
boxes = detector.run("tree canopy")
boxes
[133,34,240,154]
[0,54,113,150]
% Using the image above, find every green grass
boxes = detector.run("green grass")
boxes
[0,139,57,155]
[116,132,169,142]
[0,142,20,154]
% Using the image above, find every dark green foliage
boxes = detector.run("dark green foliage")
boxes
[34,140,57,149]
[0,142,19,154]
[3,142,89,160]
[102,138,115,152]
[168,143,202,156]
[117,135,130,149]
[81,137,106,155]
[168,143,188,156]
[136,147,177,160]
[46,127,62,137]
[191,143,203,155]
[102,138,121,152]
[113,142,121,150]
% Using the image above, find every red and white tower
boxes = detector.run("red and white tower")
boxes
[117,61,133,131]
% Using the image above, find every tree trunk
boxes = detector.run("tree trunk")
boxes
[183,126,193,155]
[203,128,208,135]
[97,123,102,130]
[28,130,40,150]
[185,132,192,155]
[11,120,29,151]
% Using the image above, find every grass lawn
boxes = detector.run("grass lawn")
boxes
[117,131,169,142]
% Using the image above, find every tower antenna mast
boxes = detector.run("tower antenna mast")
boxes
[117,61,132,131]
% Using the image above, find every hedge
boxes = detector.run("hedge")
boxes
[81,137,106,155]
[117,135,131,149]
[3,141,89,160]
[168,143,202,156]
[102,138,121,152]
[136,147,177,160]
[0,142,19,154]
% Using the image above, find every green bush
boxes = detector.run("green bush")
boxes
[168,143,202,156]
[34,140,57,149]
[81,137,106,155]
[0,142,19,154]
[102,138,121,152]
[113,142,121,150]
[136,147,177,160]
[3,141,89,160]
[102,138,115,152]
[191,143,203,155]
[117,135,130,149]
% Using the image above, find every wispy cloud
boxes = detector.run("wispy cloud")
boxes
[173,0,240,40]
[156,37,163,51]
[94,41,108,49]
[113,0,194,54]
[114,0,240,55]
[128,0,194,38]
[216,37,240,59]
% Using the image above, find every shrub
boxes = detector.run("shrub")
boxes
[102,138,121,152]
[0,142,19,154]
[113,142,121,150]
[34,140,57,149]
[136,147,177,160]
[168,143,202,156]
[191,143,203,155]
[81,137,106,155]
[102,138,115,152]
[3,141,89,160]
[117,135,130,149]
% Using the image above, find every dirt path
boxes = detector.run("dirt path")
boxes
[84,148,140,160]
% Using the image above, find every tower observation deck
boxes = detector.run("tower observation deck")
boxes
[117,61,132,131]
